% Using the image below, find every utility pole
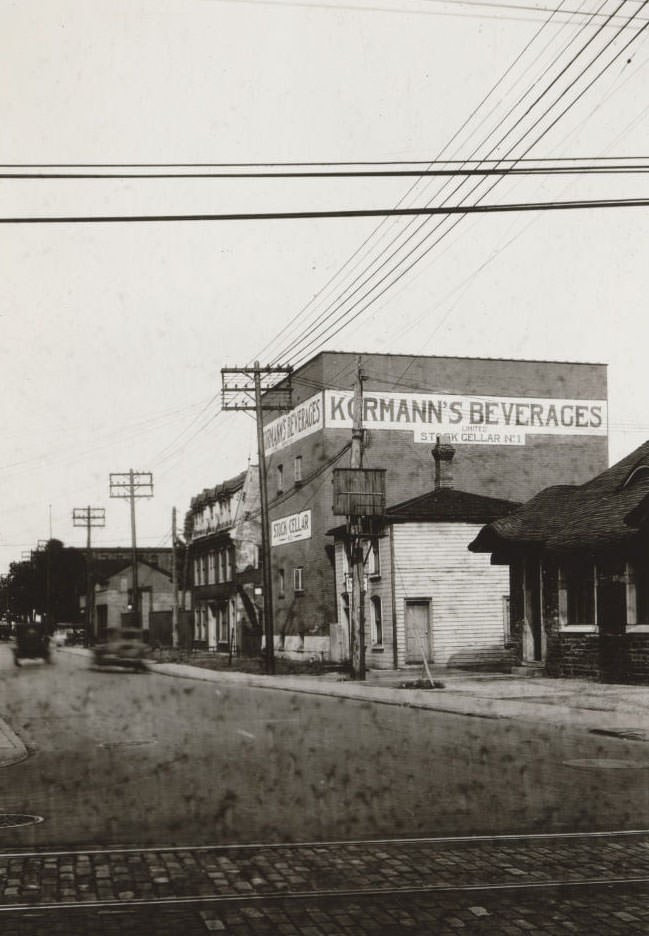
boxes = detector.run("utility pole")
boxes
[72,506,106,645]
[109,471,153,629]
[350,359,366,680]
[171,506,179,647]
[37,539,52,633]
[221,362,293,675]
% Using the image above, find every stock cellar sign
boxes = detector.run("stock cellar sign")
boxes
[271,510,312,548]
[324,390,607,446]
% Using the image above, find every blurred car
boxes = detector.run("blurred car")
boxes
[13,621,51,665]
[0,621,12,641]
[93,627,148,671]
[52,626,68,648]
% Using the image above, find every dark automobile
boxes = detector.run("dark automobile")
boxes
[13,622,51,666]
[0,621,12,641]
[93,627,148,671]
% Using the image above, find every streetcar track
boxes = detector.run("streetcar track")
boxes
[2,826,649,858]
[0,873,648,914]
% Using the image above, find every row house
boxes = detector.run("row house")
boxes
[470,441,649,683]
[185,464,263,654]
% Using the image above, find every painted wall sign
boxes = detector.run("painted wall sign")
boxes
[271,510,312,547]
[324,390,607,445]
[263,393,323,455]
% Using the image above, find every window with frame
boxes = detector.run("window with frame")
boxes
[294,455,303,483]
[559,561,596,628]
[217,604,229,645]
[368,541,380,578]
[278,567,285,598]
[633,559,649,625]
[294,566,304,593]
[370,595,383,646]
[208,551,216,585]
[277,464,284,494]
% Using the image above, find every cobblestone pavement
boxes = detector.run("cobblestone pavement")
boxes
[1,833,649,933]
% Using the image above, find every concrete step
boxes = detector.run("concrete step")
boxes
[511,663,546,678]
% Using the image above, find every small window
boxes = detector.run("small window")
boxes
[217,605,229,644]
[277,464,284,494]
[370,596,383,645]
[294,456,303,483]
[294,566,304,593]
[278,568,285,598]
[368,541,380,578]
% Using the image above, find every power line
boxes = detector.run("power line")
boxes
[260,0,576,365]
[266,0,608,365]
[6,161,649,179]
[6,197,649,224]
[284,0,649,367]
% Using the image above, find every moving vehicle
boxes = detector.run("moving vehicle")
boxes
[0,621,13,641]
[93,627,148,671]
[13,621,51,666]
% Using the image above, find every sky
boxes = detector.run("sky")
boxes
[2,0,649,574]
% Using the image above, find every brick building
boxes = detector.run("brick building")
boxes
[185,465,263,655]
[262,351,608,660]
[470,441,649,683]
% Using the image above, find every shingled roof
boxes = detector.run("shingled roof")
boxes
[190,470,248,511]
[469,440,649,554]
[386,487,520,524]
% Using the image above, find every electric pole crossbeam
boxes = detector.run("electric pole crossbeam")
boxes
[73,506,106,645]
[109,471,153,630]
[221,365,293,412]
[221,362,293,675]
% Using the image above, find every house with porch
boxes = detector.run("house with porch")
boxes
[469,441,649,682]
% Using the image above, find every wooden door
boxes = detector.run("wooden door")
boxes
[405,599,431,664]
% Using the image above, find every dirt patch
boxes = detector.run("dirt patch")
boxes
[150,648,343,678]
[398,679,445,690]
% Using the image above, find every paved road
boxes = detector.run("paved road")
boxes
[1,833,649,933]
[1,646,649,847]
[3,645,649,932]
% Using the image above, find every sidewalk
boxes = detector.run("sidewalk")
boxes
[61,646,649,742]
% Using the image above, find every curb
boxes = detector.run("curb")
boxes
[60,648,649,742]
[0,718,29,768]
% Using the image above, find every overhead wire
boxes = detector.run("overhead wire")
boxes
[263,0,598,365]
[256,0,573,366]
[283,0,649,367]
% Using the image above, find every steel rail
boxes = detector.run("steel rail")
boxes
[1,873,649,914]
[2,826,649,859]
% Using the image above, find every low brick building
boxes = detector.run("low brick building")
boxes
[469,441,649,682]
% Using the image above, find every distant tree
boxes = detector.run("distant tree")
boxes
[7,541,86,627]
